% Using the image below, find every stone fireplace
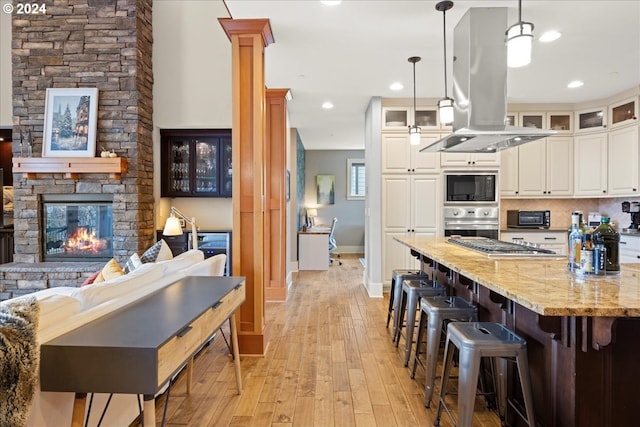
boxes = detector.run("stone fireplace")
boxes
[41,194,114,262]
[0,0,156,300]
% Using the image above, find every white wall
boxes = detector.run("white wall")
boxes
[364,97,382,297]
[153,0,233,229]
[0,10,12,126]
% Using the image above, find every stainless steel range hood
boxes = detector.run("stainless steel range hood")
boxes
[421,7,555,153]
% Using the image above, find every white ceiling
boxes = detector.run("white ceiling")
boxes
[225,1,640,150]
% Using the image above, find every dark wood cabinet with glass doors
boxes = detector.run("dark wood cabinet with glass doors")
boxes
[160,129,232,198]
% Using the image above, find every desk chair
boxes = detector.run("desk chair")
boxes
[329,217,342,266]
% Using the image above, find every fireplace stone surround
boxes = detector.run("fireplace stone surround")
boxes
[0,0,155,300]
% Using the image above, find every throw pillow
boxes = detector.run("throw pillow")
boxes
[94,258,125,283]
[123,253,142,274]
[140,239,173,264]
[81,270,101,287]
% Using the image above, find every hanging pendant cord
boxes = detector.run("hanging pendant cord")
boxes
[412,61,417,122]
[442,8,448,98]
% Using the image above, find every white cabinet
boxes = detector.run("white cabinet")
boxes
[501,137,573,197]
[574,132,608,196]
[547,112,573,134]
[441,152,499,168]
[500,147,519,197]
[518,112,546,130]
[298,232,329,270]
[608,125,639,195]
[619,234,640,264]
[382,175,440,281]
[500,230,568,256]
[382,106,441,131]
[381,133,441,173]
[575,106,607,133]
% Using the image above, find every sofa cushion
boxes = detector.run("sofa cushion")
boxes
[123,253,142,274]
[140,240,173,264]
[157,249,204,274]
[94,259,124,283]
[37,294,82,330]
[81,270,101,287]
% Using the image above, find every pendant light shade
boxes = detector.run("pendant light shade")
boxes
[436,1,454,125]
[408,56,421,146]
[506,0,534,68]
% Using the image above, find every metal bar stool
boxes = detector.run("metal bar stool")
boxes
[387,269,428,337]
[394,278,446,367]
[410,296,478,408]
[435,322,536,427]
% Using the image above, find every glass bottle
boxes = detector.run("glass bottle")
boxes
[568,212,582,272]
[580,233,594,273]
[592,216,620,272]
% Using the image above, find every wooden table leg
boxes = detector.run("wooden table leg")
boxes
[143,394,156,426]
[70,393,87,427]
[186,358,194,394]
[229,312,242,393]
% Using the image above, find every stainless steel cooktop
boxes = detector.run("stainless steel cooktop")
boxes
[447,236,562,258]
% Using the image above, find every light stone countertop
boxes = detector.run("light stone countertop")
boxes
[395,236,640,317]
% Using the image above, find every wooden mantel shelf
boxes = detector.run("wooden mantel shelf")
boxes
[12,157,127,179]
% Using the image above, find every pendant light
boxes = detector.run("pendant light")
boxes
[506,0,534,68]
[408,56,422,146]
[436,1,454,126]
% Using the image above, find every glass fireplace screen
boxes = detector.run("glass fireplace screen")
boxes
[42,195,113,261]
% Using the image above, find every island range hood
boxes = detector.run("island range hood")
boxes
[421,7,555,153]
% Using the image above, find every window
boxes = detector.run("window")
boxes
[347,159,365,200]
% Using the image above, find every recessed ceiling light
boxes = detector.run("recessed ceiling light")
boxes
[320,0,341,5]
[322,101,334,109]
[567,80,584,89]
[539,30,562,42]
[389,82,403,91]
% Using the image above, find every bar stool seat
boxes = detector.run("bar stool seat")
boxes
[410,296,478,408]
[394,278,446,367]
[435,322,535,427]
[387,269,428,339]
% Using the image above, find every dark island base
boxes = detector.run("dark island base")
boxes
[423,257,640,427]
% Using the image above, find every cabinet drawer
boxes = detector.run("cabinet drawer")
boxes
[619,235,640,252]
[157,309,210,386]
[208,281,245,331]
[501,231,567,245]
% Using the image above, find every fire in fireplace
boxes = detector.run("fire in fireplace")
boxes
[41,194,113,262]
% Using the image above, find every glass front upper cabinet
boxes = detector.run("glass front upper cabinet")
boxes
[575,107,607,133]
[382,107,410,130]
[518,112,546,129]
[609,96,638,129]
[546,112,573,134]
[415,107,440,130]
[506,113,516,126]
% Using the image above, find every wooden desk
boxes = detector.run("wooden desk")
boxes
[298,229,330,270]
[40,276,245,427]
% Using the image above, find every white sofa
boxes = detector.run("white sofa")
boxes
[0,249,226,427]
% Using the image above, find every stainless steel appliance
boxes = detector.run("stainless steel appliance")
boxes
[506,210,550,229]
[621,201,640,233]
[445,172,497,204]
[188,231,231,276]
[447,236,560,258]
[444,206,499,239]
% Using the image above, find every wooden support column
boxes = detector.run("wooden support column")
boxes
[219,18,274,355]
[265,89,290,302]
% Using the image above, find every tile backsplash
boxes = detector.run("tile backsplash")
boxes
[500,197,640,231]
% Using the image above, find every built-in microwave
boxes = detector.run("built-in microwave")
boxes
[444,172,498,204]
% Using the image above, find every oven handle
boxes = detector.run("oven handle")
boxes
[444,222,499,230]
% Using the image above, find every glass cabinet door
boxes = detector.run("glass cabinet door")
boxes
[169,138,191,195]
[547,112,573,133]
[609,97,638,129]
[220,136,233,197]
[575,107,607,133]
[194,139,218,195]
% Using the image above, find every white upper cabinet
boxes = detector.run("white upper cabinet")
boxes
[608,125,639,195]
[382,105,443,131]
[574,132,608,196]
[381,133,440,173]
[518,112,546,129]
[575,106,608,133]
[545,136,574,196]
[382,107,410,131]
[609,96,638,130]
[441,152,500,168]
[499,147,519,197]
[546,112,573,134]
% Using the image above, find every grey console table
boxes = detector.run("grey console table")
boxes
[40,275,246,427]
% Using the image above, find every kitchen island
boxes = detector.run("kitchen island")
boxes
[396,236,640,427]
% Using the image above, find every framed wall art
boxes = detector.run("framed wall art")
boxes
[43,88,98,157]
[316,174,335,205]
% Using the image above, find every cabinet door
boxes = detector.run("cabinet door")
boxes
[547,112,573,134]
[519,112,546,129]
[220,136,233,197]
[382,107,410,131]
[412,134,441,173]
[415,107,439,130]
[382,176,411,231]
[471,153,500,166]
[441,153,471,167]
[608,126,639,195]
[609,96,638,130]
[517,139,546,196]
[382,134,412,173]
[164,137,192,196]
[546,136,573,196]
[575,107,607,133]
[411,176,439,230]
[382,231,411,282]
[574,133,608,196]
[194,138,219,195]
[500,147,519,197]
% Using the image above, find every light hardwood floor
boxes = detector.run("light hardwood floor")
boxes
[150,255,501,426]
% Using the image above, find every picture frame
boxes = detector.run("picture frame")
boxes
[43,88,99,157]
[285,169,291,202]
[316,174,335,205]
